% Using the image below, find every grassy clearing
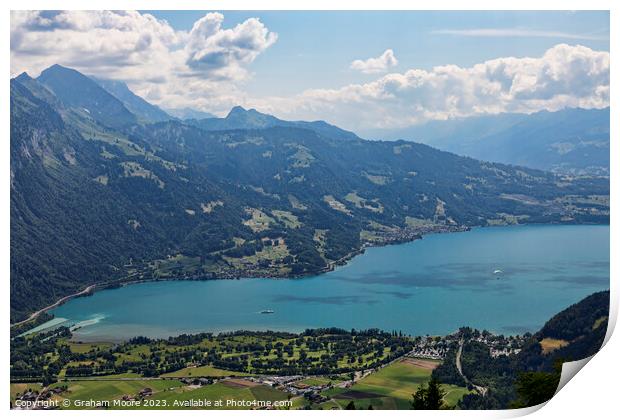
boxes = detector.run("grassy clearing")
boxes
[288,194,307,210]
[405,216,435,228]
[151,253,202,277]
[344,192,384,213]
[272,210,301,228]
[201,200,223,213]
[223,239,290,271]
[593,316,608,330]
[313,229,328,257]
[243,208,275,232]
[120,161,165,189]
[287,144,315,168]
[362,172,391,185]
[540,338,569,354]
[323,195,352,215]
[94,175,108,185]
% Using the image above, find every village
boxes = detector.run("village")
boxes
[12,326,528,410]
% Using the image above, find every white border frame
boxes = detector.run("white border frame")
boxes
[3,2,617,419]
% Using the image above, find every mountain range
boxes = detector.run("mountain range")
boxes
[365,108,610,175]
[10,64,609,322]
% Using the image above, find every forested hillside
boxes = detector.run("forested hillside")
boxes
[10,65,610,322]
[433,291,609,409]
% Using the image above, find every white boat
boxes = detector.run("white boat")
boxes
[260,309,275,314]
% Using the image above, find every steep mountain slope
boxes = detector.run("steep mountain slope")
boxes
[93,78,172,123]
[368,108,610,175]
[10,66,610,323]
[36,64,136,129]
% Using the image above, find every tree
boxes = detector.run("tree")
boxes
[510,359,562,408]
[345,401,356,410]
[411,378,446,409]
[510,371,560,408]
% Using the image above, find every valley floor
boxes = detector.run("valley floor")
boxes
[11,356,470,410]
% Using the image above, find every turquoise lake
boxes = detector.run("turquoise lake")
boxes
[50,225,609,342]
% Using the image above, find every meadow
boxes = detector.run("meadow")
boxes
[317,358,470,410]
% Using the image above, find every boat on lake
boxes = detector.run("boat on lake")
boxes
[260,309,275,314]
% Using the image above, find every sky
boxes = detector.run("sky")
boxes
[10,10,610,135]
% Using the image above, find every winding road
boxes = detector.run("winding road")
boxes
[456,339,488,397]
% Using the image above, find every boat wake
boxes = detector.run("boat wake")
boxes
[70,314,106,331]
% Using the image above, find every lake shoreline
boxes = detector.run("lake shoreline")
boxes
[12,223,469,329]
[12,222,608,336]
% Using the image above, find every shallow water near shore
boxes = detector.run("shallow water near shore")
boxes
[50,224,609,342]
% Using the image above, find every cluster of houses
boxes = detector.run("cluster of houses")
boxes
[472,334,525,358]
[409,336,451,360]
[12,385,67,410]
[408,330,526,361]
[120,387,153,402]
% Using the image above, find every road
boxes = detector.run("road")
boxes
[456,339,488,397]
[11,284,98,328]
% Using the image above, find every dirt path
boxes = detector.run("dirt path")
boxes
[456,339,488,397]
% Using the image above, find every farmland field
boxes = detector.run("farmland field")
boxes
[50,379,181,409]
[143,381,290,410]
[325,358,470,410]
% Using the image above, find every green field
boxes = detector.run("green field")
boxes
[51,379,181,409]
[296,376,333,387]
[161,365,250,378]
[65,341,114,354]
[24,378,290,410]
[323,359,470,410]
[13,359,471,410]
[144,381,290,410]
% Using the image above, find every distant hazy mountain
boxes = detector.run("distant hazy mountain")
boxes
[165,107,217,120]
[93,77,172,123]
[186,106,361,141]
[10,65,609,322]
[367,108,610,175]
[36,64,137,129]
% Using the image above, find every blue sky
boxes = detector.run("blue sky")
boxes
[11,10,610,133]
[146,10,609,97]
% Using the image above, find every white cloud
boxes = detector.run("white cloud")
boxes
[350,49,398,74]
[185,12,277,80]
[432,28,609,41]
[10,10,277,112]
[10,13,610,133]
[250,44,609,131]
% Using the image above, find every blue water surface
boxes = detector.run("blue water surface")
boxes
[51,225,610,341]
